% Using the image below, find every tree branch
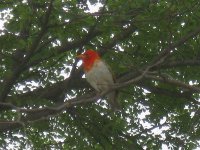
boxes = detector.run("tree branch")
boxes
[0,121,24,132]
[144,74,200,93]
[137,82,195,101]
[150,26,200,66]
[0,0,54,102]
[160,59,200,69]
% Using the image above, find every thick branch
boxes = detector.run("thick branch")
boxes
[0,121,24,132]
[160,59,200,69]
[137,82,196,103]
[144,74,200,93]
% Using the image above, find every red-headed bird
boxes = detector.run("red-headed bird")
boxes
[77,50,120,111]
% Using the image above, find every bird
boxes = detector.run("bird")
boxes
[77,49,120,111]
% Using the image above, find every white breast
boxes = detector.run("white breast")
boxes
[85,60,114,92]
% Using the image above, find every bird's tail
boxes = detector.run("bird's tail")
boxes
[107,91,121,111]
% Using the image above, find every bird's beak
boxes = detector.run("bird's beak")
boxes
[76,54,85,59]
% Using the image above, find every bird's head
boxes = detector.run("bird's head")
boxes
[77,50,100,71]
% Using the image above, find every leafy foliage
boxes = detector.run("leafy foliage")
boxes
[0,0,200,149]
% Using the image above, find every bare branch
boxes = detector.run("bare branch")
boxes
[160,59,200,69]
[144,74,200,93]
[0,121,24,132]
[137,82,195,101]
